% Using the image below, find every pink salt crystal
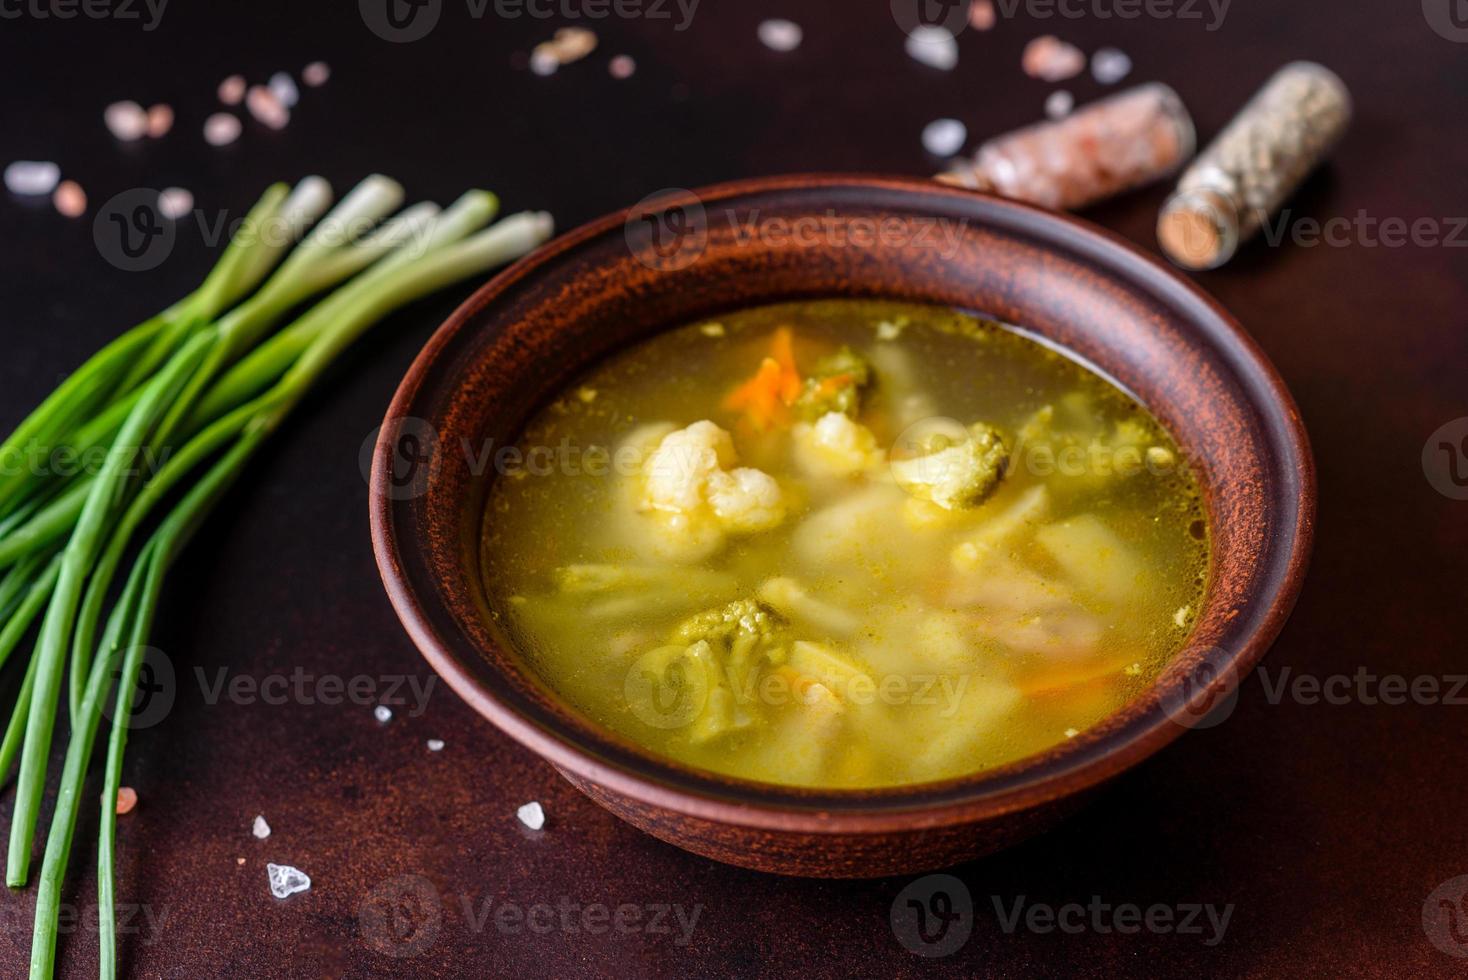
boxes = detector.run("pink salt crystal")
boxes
[104,101,148,141]
[52,180,86,217]
[218,74,246,105]
[146,103,174,138]
[204,113,242,146]
[246,85,290,130]
[1022,36,1085,82]
[115,786,138,815]
[158,187,193,220]
[302,61,331,87]
[609,54,636,79]
[968,0,996,30]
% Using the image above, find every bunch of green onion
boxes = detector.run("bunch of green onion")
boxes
[0,175,553,978]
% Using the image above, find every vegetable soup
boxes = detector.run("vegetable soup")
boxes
[481,300,1209,789]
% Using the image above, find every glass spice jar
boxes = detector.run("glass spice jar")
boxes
[937,82,1196,211]
[1158,61,1352,270]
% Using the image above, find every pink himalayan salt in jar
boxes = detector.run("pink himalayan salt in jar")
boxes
[938,82,1195,211]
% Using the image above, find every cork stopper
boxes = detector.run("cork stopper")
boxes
[1158,189,1238,270]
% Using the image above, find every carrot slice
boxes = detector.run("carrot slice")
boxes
[723,327,802,429]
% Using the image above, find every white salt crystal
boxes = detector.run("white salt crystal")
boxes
[757,19,802,52]
[905,26,958,71]
[1091,47,1132,85]
[104,101,148,141]
[1044,89,1074,119]
[218,74,247,105]
[268,71,300,108]
[426,739,445,752]
[252,815,271,839]
[529,48,559,76]
[157,187,193,220]
[266,863,311,899]
[609,54,636,79]
[517,801,545,830]
[374,705,393,723]
[4,160,60,196]
[921,118,967,157]
[203,113,242,147]
[302,61,331,87]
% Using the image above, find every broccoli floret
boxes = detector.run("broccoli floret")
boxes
[673,598,788,653]
[794,346,873,421]
[889,421,1009,511]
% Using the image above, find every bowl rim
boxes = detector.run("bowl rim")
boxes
[370,173,1315,835]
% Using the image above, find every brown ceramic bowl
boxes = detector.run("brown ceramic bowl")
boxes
[369,175,1314,878]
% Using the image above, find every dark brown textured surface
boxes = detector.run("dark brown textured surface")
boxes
[370,176,1313,876]
[1,0,1465,976]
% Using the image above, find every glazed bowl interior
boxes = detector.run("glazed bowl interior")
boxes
[372,175,1313,822]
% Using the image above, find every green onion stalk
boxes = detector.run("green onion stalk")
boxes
[0,175,552,979]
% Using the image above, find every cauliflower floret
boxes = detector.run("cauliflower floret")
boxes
[792,411,883,478]
[707,467,785,532]
[634,421,785,560]
[889,420,1009,511]
[642,420,735,514]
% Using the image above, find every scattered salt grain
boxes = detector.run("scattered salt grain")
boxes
[115,787,138,815]
[757,18,802,52]
[252,815,272,839]
[609,54,636,79]
[4,160,60,196]
[245,85,290,130]
[302,61,331,87]
[104,100,148,141]
[1044,89,1074,119]
[53,180,86,217]
[374,705,393,723]
[921,118,967,157]
[517,801,546,830]
[1021,35,1085,82]
[145,103,174,138]
[1091,46,1132,85]
[157,187,193,220]
[968,0,996,30]
[218,74,247,105]
[236,857,246,866]
[268,71,300,108]
[266,863,311,899]
[906,26,958,71]
[203,112,242,147]
[427,739,445,752]
[529,48,560,76]
[531,26,599,74]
